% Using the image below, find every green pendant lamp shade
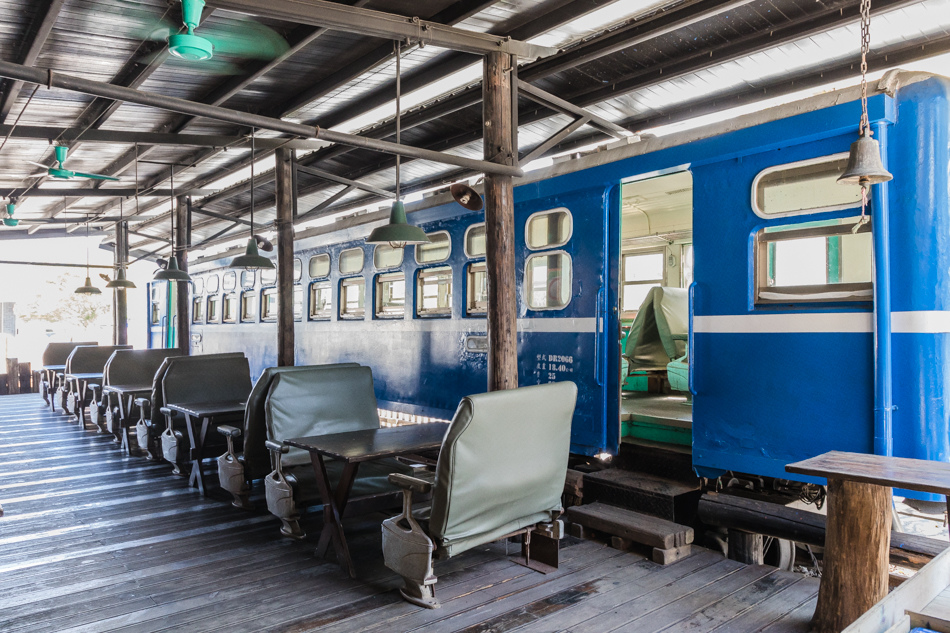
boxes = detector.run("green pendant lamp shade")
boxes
[367,201,430,246]
[230,238,275,270]
[75,276,102,295]
[3,203,18,227]
[106,267,136,289]
[154,255,191,281]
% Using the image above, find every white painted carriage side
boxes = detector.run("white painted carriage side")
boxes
[296,317,598,334]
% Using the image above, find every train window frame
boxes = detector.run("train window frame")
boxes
[240,270,255,289]
[751,152,865,219]
[339,248,365,275]
[523,250,574,311]
[621,249,666,314]
[207,295,220,323]
[260,266,277,287]
[309,280,332,321]
[260,287,278,321]
[223,271,237,291]
[466,261,488,316]
[222,293,238,323]
[207,274,220,293]
[525,208,573,251]
[240,291,257,322]
[375,272,406,319]
[374,244,405,270]
[416,266,453,318]
[339,277,366,319]
[754,218,874,305]
[464,223,486,258]
[193,277,204,295]
[294,286,303,321]
[192,296,204,324]
[293,258,302,282]
[149,286,161,325]
[309,253,331,279]
[415,231,451,265]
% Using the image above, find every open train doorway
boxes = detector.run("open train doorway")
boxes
[619,170,693,449]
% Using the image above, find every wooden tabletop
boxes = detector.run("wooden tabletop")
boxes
[786,450,950,496]
[43,365,66,371]
[285,423,449,463]
[165,400,246,419]
[66,373,103,381]
[103,383,153,395]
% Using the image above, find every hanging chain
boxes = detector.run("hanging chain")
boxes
[859,0,872,137]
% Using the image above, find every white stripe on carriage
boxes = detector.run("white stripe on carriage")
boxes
[891,311,950,333]
[294,317,598,334]
[693,313,873,333]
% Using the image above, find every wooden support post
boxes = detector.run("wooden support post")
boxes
[114,221,129,346]
[483,51,518,391]
[175,195,190,357]
[275,147,295,367]
[6,358,19,395]
[812,478,891,633]
[727,529,764,565]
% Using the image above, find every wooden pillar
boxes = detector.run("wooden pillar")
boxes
[483,51,518,391]
[727,529,763,565]
[275,147,295,367]
[114,221,129,346]
[812,479,891,633]
[175,195,190,357]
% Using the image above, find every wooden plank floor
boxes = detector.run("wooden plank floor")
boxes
[0,393,820,633]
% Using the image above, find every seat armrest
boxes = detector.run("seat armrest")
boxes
[265,440,289,454]
[159,407,172,416]
[388,473,432,495]
[134,397,150,408]
[218,425,243,439]
[87,383,100,391]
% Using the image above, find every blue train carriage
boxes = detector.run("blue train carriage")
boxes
[179,71,950,499]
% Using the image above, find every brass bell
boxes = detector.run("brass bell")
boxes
[838,132,893,186]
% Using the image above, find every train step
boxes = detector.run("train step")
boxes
[617,438,697,483]
[566,501,694,565]
[583,468,702,524]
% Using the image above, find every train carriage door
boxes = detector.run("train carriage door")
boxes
[619,171,694,448]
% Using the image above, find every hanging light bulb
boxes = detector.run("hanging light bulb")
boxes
[838,0,892,232]
[230,128,275,270]
[367,41,430,249]
[154,164,191,282]
[107,199,136,289]
[75,221,101,295]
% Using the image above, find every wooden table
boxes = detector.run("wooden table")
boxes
[285,423,449,578]
[787,450,950,633]
[41,364,66,408]
[165,400,246,495]
[103,382,153,452]
[65,372,102,427]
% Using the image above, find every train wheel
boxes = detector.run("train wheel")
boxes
[763,537,796,571]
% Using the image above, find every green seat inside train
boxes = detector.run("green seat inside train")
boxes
[260,365,415,538]
[381,381,577,609]
[622,287,688,392]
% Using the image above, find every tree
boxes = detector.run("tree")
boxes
[20,274,112,333]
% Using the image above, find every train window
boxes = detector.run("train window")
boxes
[309,254,330,279]
[207,274,220,293]
[525,251,573,310]
[294,287,303,321]
[755,217,873,303]
[466,262,488,315]
[753,153,864,218]
[293,259,302,282]
[415,232,451,264]
[526,209,572,250]
[374,244,404,270]
[207,295,219,322]
[223,271,236,291]
[193,277,204,295]
[149,286,161,325]
[340,278,365,319]
[622,251,665,313]
[375,272,405,318]
[417,266,452,317]
[223,294,238,323]
[240,270,255,289]
[261,266,277,286]
[261,288,278,321]
[192,297,204,324]
[339,248,364,275]
[465,223,486,258]
[309,281,332,320]
[240,292,257,322]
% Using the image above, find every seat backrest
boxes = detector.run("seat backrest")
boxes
[162,355,252,407]
[624,287,688,371]
[66,345,132,375]
[428,381,578,556]
[104,349,179,387]
[265,366,379,467]
[147,352,244,425]
[243,363,360,478]
[43,342,97,367]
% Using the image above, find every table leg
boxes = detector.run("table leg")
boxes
[185,414,211,495]
[811,478,891,633]
[311,455,360,578]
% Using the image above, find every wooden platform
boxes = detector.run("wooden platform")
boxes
[0,393,820,633]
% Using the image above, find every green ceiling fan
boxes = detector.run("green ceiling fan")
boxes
[3,202,18,227]
[139,0,289,63]
[27,146,119,181]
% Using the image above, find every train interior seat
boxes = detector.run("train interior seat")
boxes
[102,349,181,441]
[623,286,688,380]
[39,341,97,404]
[381,381,577,609]
[63,345,132,418]
[262,365,415,539]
